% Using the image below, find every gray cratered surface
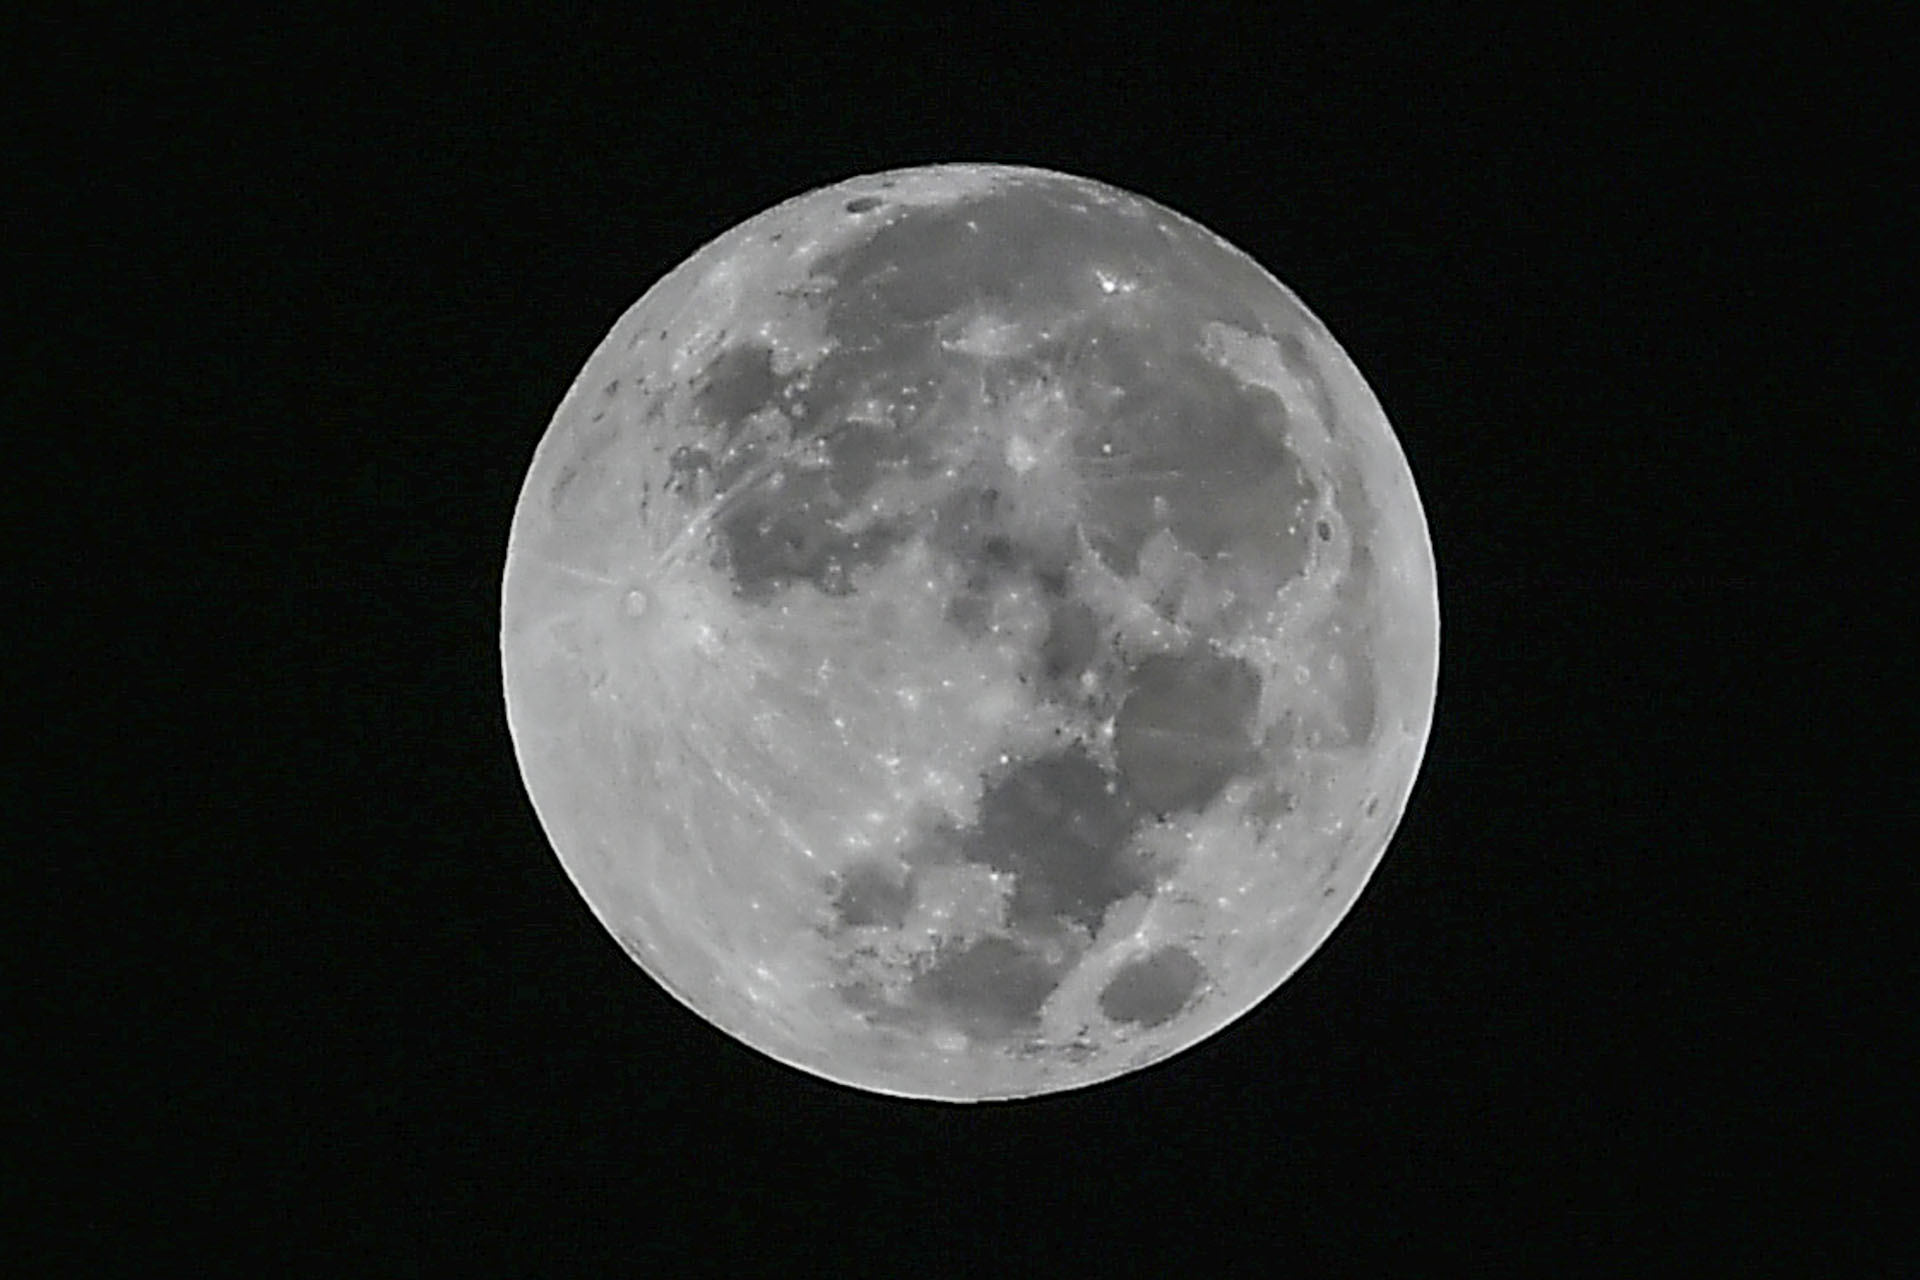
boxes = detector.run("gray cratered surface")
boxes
[501,163,1439,1100]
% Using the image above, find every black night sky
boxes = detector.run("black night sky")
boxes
[19,7,1895,1270]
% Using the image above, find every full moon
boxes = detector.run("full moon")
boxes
[500,164,1439,1100]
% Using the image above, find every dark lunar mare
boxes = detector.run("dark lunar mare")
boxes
[1113,648,1264,815]
[1096,945,1206,1028]
[709,178,1330,1045]
[688,174,1319,616]
[822,634,1264,1042]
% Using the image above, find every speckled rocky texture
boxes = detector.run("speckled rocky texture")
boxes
[501,165,1438,1099]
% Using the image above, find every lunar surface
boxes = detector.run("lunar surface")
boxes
[500,164,1438,1100]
